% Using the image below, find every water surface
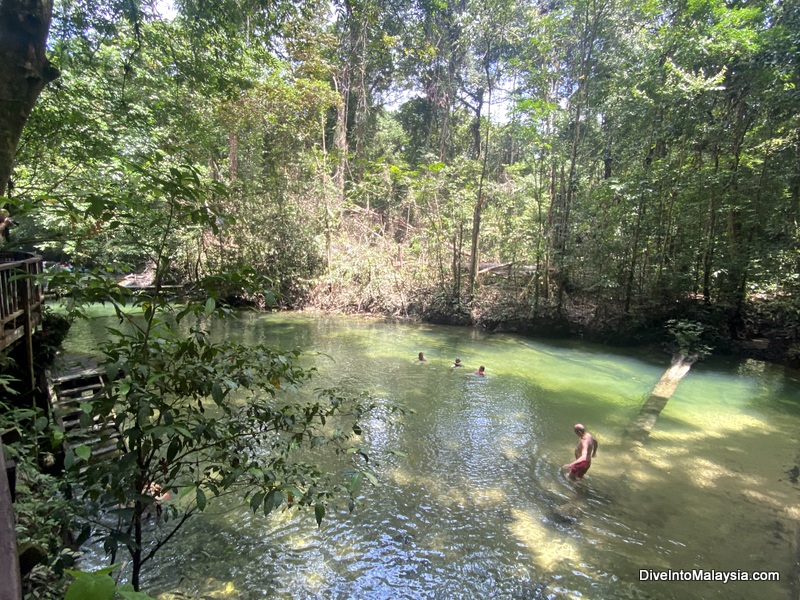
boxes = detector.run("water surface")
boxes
[64,310,800,600]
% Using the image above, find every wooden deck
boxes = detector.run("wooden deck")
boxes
[0,252,43,600]
[0,252,44,353]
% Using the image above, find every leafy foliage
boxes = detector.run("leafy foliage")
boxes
[9,0,797,334]
[47,167,386,589]
[666,319,712,359]
[1,0,799,597]
[0,402,82,600]
[64,564,155,600]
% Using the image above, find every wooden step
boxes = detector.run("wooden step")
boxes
[47,364,127,465]
[55,382,103,397]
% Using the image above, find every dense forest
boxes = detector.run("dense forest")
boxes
[1,0,799,596]
[2,0,799,362]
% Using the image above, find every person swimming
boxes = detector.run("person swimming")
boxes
[418,352,427,362]
[474,365,486,376]
[452,358,463,367]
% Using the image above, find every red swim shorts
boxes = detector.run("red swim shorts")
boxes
[570,460,590,479]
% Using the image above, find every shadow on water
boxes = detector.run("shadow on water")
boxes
[66,312,800,600]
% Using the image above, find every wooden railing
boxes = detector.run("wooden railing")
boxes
[0,252,44,353]
[1,253,44,600]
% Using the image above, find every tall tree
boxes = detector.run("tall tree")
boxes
[0,0,58,198]
[0,0,58,596]
[462,0,521,297]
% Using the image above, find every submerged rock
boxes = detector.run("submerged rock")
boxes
[552,502,582,524]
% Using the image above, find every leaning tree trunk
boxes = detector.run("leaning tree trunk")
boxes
[0,0,59,197]
[0,3,57,598]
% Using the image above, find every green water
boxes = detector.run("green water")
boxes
[63,309,800,600]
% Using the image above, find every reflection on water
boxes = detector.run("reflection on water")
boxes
[65,310,800,600]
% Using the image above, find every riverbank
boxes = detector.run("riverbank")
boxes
[301,282,800,370]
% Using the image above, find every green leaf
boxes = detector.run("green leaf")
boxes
[264,489,283,515]
[87,195,109,218]
[204,297,215,315]
[105,363,119,382]
[347,471,363,494]
[75,445,92,461]
[166,437,181,463]
[196,487,207,511]
[211,382,225,405]
[173,425,192,438]
[250,491,265,512]
[64,572,115,600]
[363,471,378,486]
[314,502,325,527]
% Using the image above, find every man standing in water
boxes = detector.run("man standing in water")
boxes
[562,424,598,480]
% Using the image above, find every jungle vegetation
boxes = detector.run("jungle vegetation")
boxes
[0,0,799,595]
[2,0,799,357]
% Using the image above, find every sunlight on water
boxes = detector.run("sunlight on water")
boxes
[63,311,800,600]
[508,507,582,571]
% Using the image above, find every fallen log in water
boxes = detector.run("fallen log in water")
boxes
[623,354,695,447]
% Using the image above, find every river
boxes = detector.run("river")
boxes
[63,309,800,600]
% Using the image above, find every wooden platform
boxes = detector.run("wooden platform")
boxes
[48,361,124,467]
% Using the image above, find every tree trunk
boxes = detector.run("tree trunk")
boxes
[228,133,238,181]
[132,503,143,590]
[0,442,21,600]
[624,191,646,313]
[792,139,800,228]
[467,44,493,298]
[452,222,463,298]
[550,1,602,311]
[0,4,57,598]
[0,0,59,197]
[701,148,720,303]
[468,188,484,298]
[333,71,349,205]
[719,100,752,314]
